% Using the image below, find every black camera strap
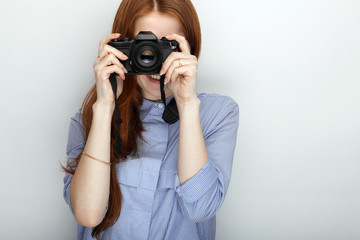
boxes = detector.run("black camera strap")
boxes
[160,74,179,124]
[108,73,179,156]
[110,73,122,156]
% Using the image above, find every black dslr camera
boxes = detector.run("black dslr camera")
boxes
[108,31,179,75]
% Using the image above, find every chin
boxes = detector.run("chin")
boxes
[137,75,168,101]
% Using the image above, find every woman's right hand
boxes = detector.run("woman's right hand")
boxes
[93,33,129,110]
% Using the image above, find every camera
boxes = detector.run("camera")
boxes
[108,31,179,75]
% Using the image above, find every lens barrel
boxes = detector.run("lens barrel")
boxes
[131,41,163,73]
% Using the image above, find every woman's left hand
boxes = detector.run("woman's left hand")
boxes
[160,34,199,107]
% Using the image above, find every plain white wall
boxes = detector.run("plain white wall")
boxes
[0,0,359,239]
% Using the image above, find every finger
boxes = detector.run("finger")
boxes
[165,34,191,54]
[164,58,197,84]
[164,80,174,92]
[99,53,121,67]
[94,56,128,75]
[161,52,195,75]
[94,42,128,69]
[98,33,121,56]
[169,65,196,84]
[96,53,128,74]
[164,59,188,84]
[100,65,126,80]
[99,44,128,62]
[93,56,101,68]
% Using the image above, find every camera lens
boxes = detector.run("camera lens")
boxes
[132,41,163,73]
[140,50,154,64]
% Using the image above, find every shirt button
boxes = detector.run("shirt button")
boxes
[158,103,164,109]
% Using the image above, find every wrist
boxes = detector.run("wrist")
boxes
[92,101,114,122]
[177,96,200,117]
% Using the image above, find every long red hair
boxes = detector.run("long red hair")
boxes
[62,0,201,239]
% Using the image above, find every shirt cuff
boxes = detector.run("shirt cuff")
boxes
[174,160,218,203]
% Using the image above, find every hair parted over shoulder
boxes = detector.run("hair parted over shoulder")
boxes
[61,0,201,239]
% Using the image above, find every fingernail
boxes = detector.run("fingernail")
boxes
[164,77,169,83]
[123,54,128,59]
[159,69,164,75]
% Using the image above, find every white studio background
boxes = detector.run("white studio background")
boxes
[0,0,359,239]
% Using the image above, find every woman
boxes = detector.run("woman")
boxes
[62,0,239,239]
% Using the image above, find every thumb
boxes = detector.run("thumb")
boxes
[164,81,174,93]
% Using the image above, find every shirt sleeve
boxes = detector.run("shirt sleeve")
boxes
[174,95,239,222]
[63,110,85,216]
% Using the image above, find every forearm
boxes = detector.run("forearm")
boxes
[70,102,113,226]
[175,96,239,222]
[177,97,208,185]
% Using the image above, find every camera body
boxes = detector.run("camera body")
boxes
[108,31,179,75]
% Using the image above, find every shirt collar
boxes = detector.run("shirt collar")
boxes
[139,96,174,122]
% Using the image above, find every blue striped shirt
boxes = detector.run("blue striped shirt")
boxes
[63,93,239,240]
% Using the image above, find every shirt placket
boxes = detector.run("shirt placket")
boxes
[133,102,168,239]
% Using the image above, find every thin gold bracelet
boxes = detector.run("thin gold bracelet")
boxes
[82,151,111,166]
